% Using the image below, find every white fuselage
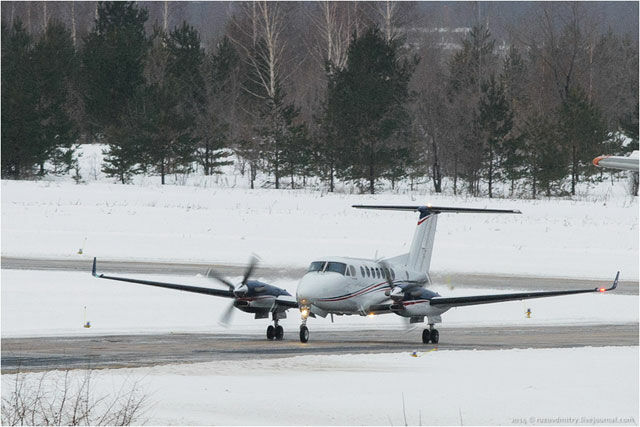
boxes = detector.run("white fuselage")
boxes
[296,257,447,320]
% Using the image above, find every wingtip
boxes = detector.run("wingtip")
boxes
[92,257,97,277]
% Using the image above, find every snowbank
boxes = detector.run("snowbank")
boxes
[3,347,637,425]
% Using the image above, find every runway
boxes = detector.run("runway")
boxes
[2,323,637,373]
[2,256,637,295]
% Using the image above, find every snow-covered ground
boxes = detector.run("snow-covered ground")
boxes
[1,269,636,338]
[3,347,638,425]
[2,176,638,280]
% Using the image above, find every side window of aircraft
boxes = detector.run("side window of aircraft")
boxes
[365,266,370,277]
[390,269,395,280]
[345,267,351,277]
[349,265,356,277]
[325,262,347,275]
[307,261,325,272]
[376,268,381,278]
[360,266,365,277]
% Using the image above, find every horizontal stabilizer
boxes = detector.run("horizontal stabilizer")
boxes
[352,205,521,215]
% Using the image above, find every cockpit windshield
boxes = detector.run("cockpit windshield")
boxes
[307,261,326,272]
[325,262,347,275]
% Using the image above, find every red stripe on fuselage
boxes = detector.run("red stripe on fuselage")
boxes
[318,281,389,302]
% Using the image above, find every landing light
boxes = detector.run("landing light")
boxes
[368,313,375,318]
[301,308,310,319]
[599,287,606,292]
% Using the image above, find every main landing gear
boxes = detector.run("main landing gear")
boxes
[422,324,439,344]
[267,314,284,340]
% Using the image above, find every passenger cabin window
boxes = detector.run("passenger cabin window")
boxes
[365,266,371,277]
[345,267,351,277]
[391,269,395,280]
[325,262,347,275]
[376,268,381,278]
[360,266,365,277]
[349,265,356,276]
[307,261,325,272]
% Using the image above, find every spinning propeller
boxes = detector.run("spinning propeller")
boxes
[206,255,260,326]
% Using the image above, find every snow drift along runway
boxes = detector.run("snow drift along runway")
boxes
[3,347,637,425]
[2,178,637,280]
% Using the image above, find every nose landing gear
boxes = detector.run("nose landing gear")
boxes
[299,307,310,343]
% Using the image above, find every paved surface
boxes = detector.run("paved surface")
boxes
[2,323,637,373]
[2,256,637,295]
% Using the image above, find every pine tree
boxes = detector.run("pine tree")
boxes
[524,116,568,198]
[478,75,513,198]
[82,1,149,130]
[559,87,606,195]
[447,24,498,196]
[1,20,39,178]
[327,27,415,194]
[197,36,237,176]
[32,22,78,175]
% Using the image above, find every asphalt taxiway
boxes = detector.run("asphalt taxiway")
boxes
[2,323,637,373]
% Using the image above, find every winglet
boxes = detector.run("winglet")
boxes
[92,257,98,277]
[611,271,620,290]
[597,271,619,292]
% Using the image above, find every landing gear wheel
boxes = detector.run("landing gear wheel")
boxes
[266,325,275,340]
[422,329,431,344]
[430,329,439,344]
[299,326,309,343]
[275,325,284,340]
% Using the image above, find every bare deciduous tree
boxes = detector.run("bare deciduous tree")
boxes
[1,369,147,426]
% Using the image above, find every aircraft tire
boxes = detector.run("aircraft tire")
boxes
[267,325,275,340]
[422,329,431,344]
[299,326,309,343]
[430,329,439,344]
[275,325,284,340]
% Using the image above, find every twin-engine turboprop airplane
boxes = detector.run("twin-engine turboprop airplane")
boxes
[91,204,619,344]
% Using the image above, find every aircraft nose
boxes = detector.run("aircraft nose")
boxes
[296,274,321,306]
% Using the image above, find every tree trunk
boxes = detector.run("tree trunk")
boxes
[204,141,210,176]
[274,143,279,189]
[571,144,577,196]
[453,154,458,196]
[431,136,442,193]
[290,173,294,189]
[250,162,256,189]
[369,162,375,194]
[532,177,537,199]
[488,146,493,198]
[329,164,335,192]
[161,160,165,185]
[70,2,76,47]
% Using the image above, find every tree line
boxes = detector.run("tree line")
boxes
[2,1,638,196]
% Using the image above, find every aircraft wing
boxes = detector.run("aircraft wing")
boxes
[593,151,639,172]
[91,258,234,298]
[274,295,299,309]
[429,273,619,308]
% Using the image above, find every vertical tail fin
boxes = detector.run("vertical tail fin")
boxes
[353,204,521,275]
[407,212,438,274]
